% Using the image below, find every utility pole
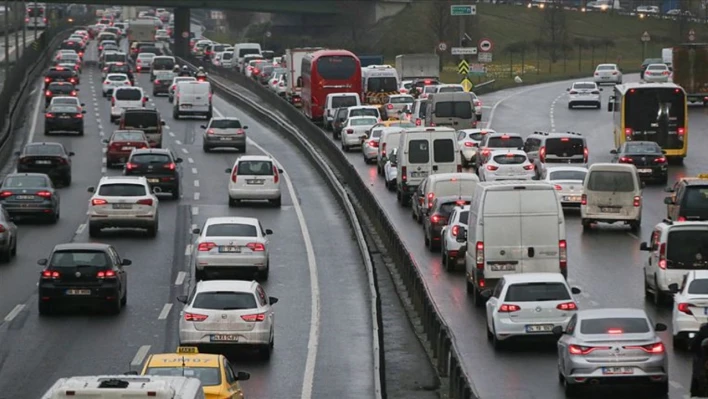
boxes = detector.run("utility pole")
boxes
[4,0,9,77]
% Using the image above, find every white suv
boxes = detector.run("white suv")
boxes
[226,155,283,207]
[87,176,159,237]
[111,86,146,123]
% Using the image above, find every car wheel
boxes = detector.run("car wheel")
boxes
[38,301,53,316]
[653,381,668,397]
[194,268,206,282]
[568,103,573,109]
[654,277,664,306]
[120,286,127,307]
[106,159,114,168]
[203,145,210,153]
[377,165,382,176]
[581,219,591,232]
[259,332,274,359]
[78,129,84,136]
[44,127,50,135]
[10,237,16,256]
[643,270,651,298]
[473,284,485,307]
[672,335,684,350]
[491,325,504,350]
[173,110,180,120]
[596,102,601,109]
[206,111,213,119]
[107,296,121,315]
[270,197,281,207]
[630,219,641,232]
[228,197,239,207]
[424,232,430,248]
[147,220,158,237]
[172,185,180,200]
[168,96,173,103]
[259,263,269,281]
[563,377,579,396]
[63,175,71,187]
[49,211,59,224]
[0,246,10,262]
[238,145,246,153]
[88,223,101,237]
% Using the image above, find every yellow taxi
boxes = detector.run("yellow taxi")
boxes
[141,346,250,399]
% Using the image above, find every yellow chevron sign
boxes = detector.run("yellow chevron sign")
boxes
[457,60,469,75]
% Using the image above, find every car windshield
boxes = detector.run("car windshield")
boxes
[625,143,661,154]
[113,132,145,142]
[684,187,708,209]
[50,251,110,267]
[24,145,63,156]
[504,282,571,301]
[573,83,596,90]
[493,154,526,164]
[238,160,273,176]
[351,118,377,126]
[115,89,142,101]
[210,119,242,129]
[146,367,220,386]
[549,170,587,181]
[580,317,650,334]
[390,96,413,104]
[3,176,48,187]
[586,171,635,192]
[192,291,257,310]
[98,183,147,197]
[206,223,257,237]
[131,154,171,164]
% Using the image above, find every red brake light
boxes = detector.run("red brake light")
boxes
[678,216,687,222]
[401,166,407,182]
[91,198,108,205]
[430,214,442,224]
[626,342,664,354]
[44,77,50,83]
[678,303,693,315]
[655,157,666,163]
[154,80,160,84]
[45,112,54,118]
[415,118,421,126]
[197,242,216,251]
[625,127,633,136]
[231,165,238,183]
[451,225,459,237]
[607,328,623,334]
[678,127,686,136]
[475,241,484,270]
[241,313,266,322]
[619,156,632,163]
[386,104,394,109]
[71,91,77,96]
[165,163,176,170]
[273,165,280,184]
[36,191,52,198]
[633,196,641,207]
[0,191,11,198]
[556,302,577,311]
[498,304,520,312]
[45,90,52,96]
[539,146,546,162]
[554,184,562,190]
[464,142,476,147]
[184,312,208,321]
[125,162,137,170]
[568,91,577,95]
[569,344,608,355]
[41,270,60,279]
[97,270,117,279]
[659,243,667,269]
[523,164,534,170]
[137,199,153,206]
[247,242,265,251]
[486,165,498,171]
[581,194,587,205]
[583,147,588,163]
[559,239,567,270]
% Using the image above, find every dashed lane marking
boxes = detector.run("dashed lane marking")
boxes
[194,192,200,201]
[184,244,192,256]
[194,180,199,187]
[187,157,194,164]
[191,224,197,231]
[191,206,199,215]
[4,304,25,322]
[191,168,197,174]
[175,140,182,145]
[175,271,186,285]
[101,166,107,174]
[589,300,599,306]
[669,381,683,389]
[181,148,189,154]
[169,131,175,137]
[130,345,151,367]
[157,303,173,320]
[75,223,86,235]
[627,232,640,240]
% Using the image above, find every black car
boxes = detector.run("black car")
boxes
[15,142,74,186]
[59,40,83,58]
[124,149,182,199]
[332,107,349,140]
[0,173,59,222]
[56,61,82,76]
[423,196,471,251]
[45,82,78,107]
[45,104,85,135]
[44,67,78,89]
[105,62,134,85]
[37,243,131,315]
[611,141,668,183]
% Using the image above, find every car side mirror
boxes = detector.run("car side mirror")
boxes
[81,103,85,106]
[236,371,250,381]
[609,149,617,154]
[37,258,48,266]
[200,125,207,129]
[88,186,95,193]
[265,229,273,235]
[192,228,200,234]
[225,168,232,173]
[278,168,284,173]
[121,259,132,266]
[456,226,467,243]
[668,283,679,294]
[82,110,86,114]
[269,296,279,305]
[69,152,75,156]
[571,287,581,295]
[640,242,650,251]
[175,158,183,163]
[664,197,673,205]
[552,326,564,336]
[161,120,166,125]
[243,126,248,129]
[176,295,188,304]
[102,139,109,144]
[654,323,667,332]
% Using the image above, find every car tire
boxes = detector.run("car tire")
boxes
[473,284,485,307]
[107,297,121,315]
[203,145,210,153]
[88,223,101,237]
[341,141,348,152]
[596,102,601,109]
[206,111,213,119]
[581,219,591,232]
[78,129,84,136]
[10,237,16,257]
[259,264,269,281]
[0,246,10,262]
[653,381,668,397]
[672,335,684,351]
[147,220,158,237]
[228,197,239,207]
[563,378,579,396]
[377,164,382,176]
[630,219,641,232]
[259,332,274,360]
[476,114,482,122]
[49,210,59,224]
[172,185,180,200]
[270,196,281,207]
[120,286,127,307]
[106,159,114,168]
[238,145,246,153]
[44,127,50,135]
[168,96,173,103]
[173,109,180,120]
[38,301,53,316]
[63,175,71,187]
[568,103,573,109]
[654,277,664,306]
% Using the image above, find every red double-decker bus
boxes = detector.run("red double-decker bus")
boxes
[301,49,362,121]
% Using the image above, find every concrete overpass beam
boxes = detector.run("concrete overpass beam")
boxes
[173,7,190,58]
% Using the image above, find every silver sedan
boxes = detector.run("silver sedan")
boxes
[555,308,668,397]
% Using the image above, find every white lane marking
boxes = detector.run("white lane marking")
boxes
[549,92,565,132]
[164,125,170,130]
[215,106,321,399]
[99,131,104,137]
[175,271,186,285]
[76,223,86,235]
[191,167,198,174]
[157,303,173,320]
[102,157,107,165]
[175,140,182,145]
[191,223,197,231]
[193,180,199,187]
[194,192,200,200]
[191,206,199,215]
[187,157,194,164]
[130,345,151,366]
[627,232,640,240]
[181,148,189,154]
[27,81,44,143]
[184,244,192,255]
[101,166,107,174]
[4,304,25,322]
[669,380,683,389]
[169,131,175,137]
[102,148,107,154]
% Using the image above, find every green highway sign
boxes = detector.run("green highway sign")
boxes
[451,5,476,16]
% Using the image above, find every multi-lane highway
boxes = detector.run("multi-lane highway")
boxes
[223,71,706,398]
[0,40,377,398]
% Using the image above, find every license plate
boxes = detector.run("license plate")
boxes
[637,168,652,173]
[563,196,582,202]
[490,264,516,272]
[181,104,192,108]
[525,324,554,333]
[36,160,51,164]
[219,246,241,253]
[246,179,264,185]
[579,92,589,95]
[601,76,610,79]
[112,203,132,209]
[147,178,159,183]
[220,137,233,140]
[121,146,134,151]
[211,334,239,342]
[600,207,621,213]
[15,195,34,200]
[410,171,428,178]
[602,367,633,375]
[66,289,91,295]
[60,116,70,119]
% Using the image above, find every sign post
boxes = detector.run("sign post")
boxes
[641,31,651,61]
[451,5,477,62]
[689,29,696,42]
[477,38,493,64]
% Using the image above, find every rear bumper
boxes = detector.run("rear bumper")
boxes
[228,188,280,200]
[204,136,246,147]
[179,329,270,346]
[88,215,157,228]
[3,203,56,215]
[39,285,120,302]
[494,318,569,340]
[45,120,83,131]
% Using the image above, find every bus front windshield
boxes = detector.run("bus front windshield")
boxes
[625,88,685,149]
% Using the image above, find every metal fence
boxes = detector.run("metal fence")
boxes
[176,52,477,399]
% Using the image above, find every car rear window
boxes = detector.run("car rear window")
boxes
[438,86,463,93]
[50,105,79,113]
[350,109,379,118]
[222,52,233,60]
[586,171,635,192]
[458,211,469,223]
[206,223,257,237]
[24,145,62,156]
[493,154,527,164]
[684,187,708,209]
[468,132,485,141]
[647,65,667,71]
[625,143,661,154]
[332,96,358,109]
[689,279,708,294]
[113,132,145,141]
[50,251,110,267]
[105,54,126,63]
[48,70,74,78]
[487,136,523,148]
[597,65,616,71]
[433,139,455,163]
[98,183,147,197]
[192,291,257,310]
[123,112,159,127]
[504,282,571,301]
[238,160,273,176]
[153,58,174,67]
[667,230,708,269]
[146,368,220,386]
[390,96,414,104]
[115,89,143,101]
[545,138,584,157]
[438,201,468,216]
[210,119,242,129]
[140,47,160,54]
[573,83,596,90]
[131,154,171,164]
[109,65,130,74]
[49,84,73,93]
[3,176,48,187]
[51,98,77,105]
[351,118,377,126]
[580,317,650,334]
[434,101,473,119]
[108,75,127,81]
[408,139,429,164]
[549,170,587,181]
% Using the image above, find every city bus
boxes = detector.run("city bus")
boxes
[25,2,47,29]
[609,82,688,162]
[301,49,362,121]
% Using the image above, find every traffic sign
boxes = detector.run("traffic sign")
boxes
[438,42,448,52]
[461,78,474,92]
[641,31,651,42]
[478,52,493,63]
[478,38,494,52]
[265,31,272,38]
[451,5,476,15]
[457,59,470,75]
[181,31,189,38]
[689,29,696,41]
[452,47,477,55]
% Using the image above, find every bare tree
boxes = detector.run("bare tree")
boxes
[540,0,567,63]
[336,1,373,50]
[424,0,453,68]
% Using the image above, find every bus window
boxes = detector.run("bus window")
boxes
[625,88,684,148]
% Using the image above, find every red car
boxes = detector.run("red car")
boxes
[103,130,150,168]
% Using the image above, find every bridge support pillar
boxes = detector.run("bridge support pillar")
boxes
[173,7,191,58]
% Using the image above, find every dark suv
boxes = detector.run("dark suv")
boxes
[523,131,588,178]
[37,243,131,315]
[665,177,708,221]
[124,149,182,199]
[119,108,166,148]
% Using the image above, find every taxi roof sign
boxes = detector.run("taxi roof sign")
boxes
[698,174,708,179]
[177,346,199,354]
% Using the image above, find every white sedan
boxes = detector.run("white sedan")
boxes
[102,73,131,97]
[643,63,671,83]
[567,81,601,109]
[541,166,587,207]
[457,129,495,168]
[671,270,708,350]
[192,217,273,281]
[178,279,277,359]
[478,149,535,181]
[384,148,398,190]
[341,116,378,152]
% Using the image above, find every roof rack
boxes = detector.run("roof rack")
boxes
[532,131,583,136]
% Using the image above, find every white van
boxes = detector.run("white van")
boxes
[110,86,146,122]
[396,127,461,206]
[233,43,262,72]
[457,181,567,306]
[581,163,643,232]
[640,221,708,304]
[41,375,205,399]
[173,81,213,119]
[376,127,403,175]
[325,93,361,130]
[412,172,480,222]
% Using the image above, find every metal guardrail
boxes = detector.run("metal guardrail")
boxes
[175,52,477,399]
